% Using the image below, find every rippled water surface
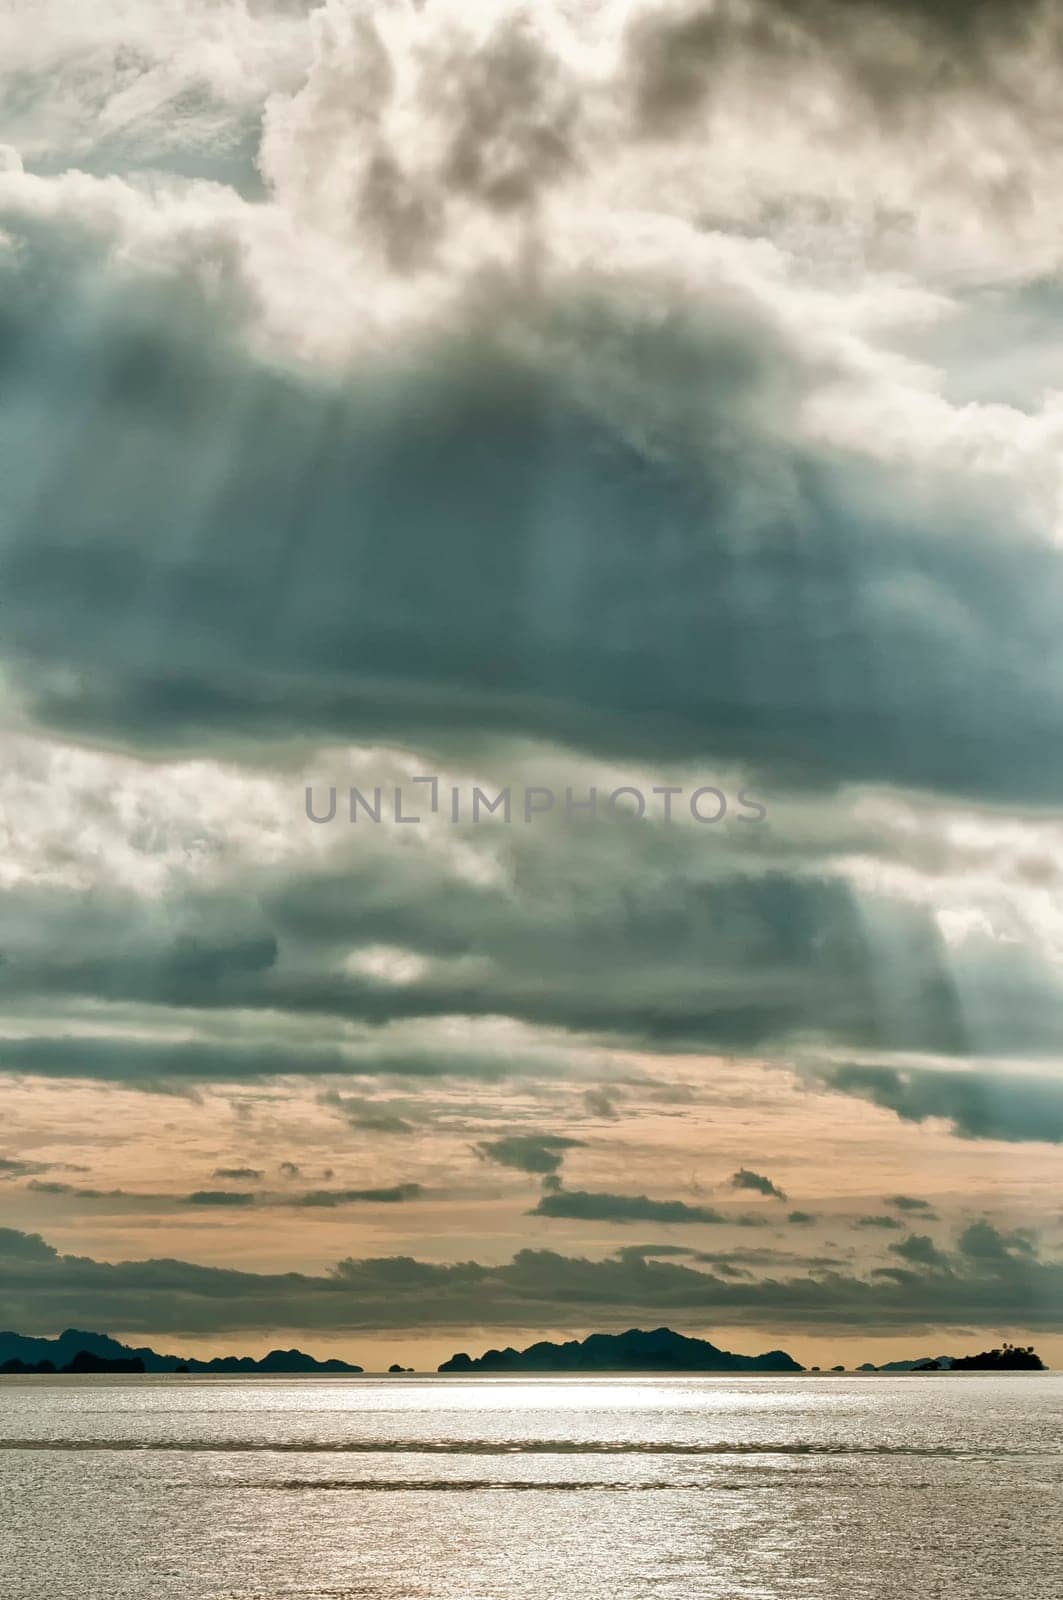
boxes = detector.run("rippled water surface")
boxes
[2,1373,1060,1598]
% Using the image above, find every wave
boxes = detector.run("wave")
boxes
[230,1478,743,1492]
[0,1438,1047,1459]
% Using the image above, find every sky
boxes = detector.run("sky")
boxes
[2,0,1063,1372]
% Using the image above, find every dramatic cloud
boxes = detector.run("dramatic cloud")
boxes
[0,256,1060,806]
[8,820,1063,1088]
[1,0,1062,1349]
[2,0,1063,804]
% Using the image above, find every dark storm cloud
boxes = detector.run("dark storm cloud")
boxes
[531,1187,768,1227]
[0,845,1018,1053]
[1,1223,1059,1339]
[1,234,1063,809]
[0,1027,565,1085]
[730,1168,786,1200]
[257,856,969,1056]
[0,0,1061,1219]
[6,844,1063,1090]
[812,1063,1063,1143]
[476,1134,585,1177]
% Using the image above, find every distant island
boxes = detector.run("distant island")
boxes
[913,1344,1045,1372]
[2,1349,149,1375]
[858,1343,1046,1373]
[0,1328,362,1375]
[438,1327,804,1373]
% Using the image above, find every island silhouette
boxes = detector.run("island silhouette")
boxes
[0,1327,1047,1375]
[911,1344,1045,1372]
[0,1328,362,1374]
[438,1327,803,1372]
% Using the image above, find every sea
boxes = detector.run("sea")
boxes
[1,1373,1060,1599]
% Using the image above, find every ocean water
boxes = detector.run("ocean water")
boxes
[1,1374,1060,1599]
